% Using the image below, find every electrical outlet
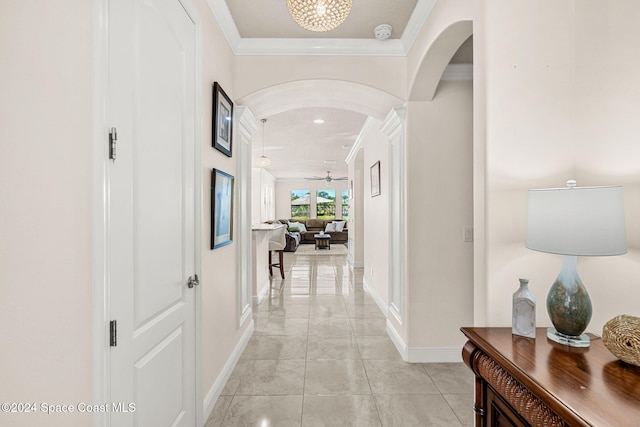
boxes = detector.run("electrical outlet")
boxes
[464,227,474,243]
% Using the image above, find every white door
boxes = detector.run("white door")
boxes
[107,0,197,426]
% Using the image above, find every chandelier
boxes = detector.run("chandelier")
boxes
[286,0,353,32]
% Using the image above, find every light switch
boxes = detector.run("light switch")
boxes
[464,227,474,243]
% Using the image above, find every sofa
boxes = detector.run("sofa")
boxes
[279,219,348,245]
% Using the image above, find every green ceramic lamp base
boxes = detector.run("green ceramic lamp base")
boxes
[546,255,593,347]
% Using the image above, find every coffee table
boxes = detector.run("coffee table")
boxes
[314,233,331,250]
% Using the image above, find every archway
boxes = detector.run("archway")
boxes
[391,20,475,361]
[409,20,473,101]
[238,79,403,305]
[237,79,403,120]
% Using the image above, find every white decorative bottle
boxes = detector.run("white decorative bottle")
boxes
[512,278,536,338]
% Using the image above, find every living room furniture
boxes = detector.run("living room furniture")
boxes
[268,224,286,279]
[461,327,640,427]
[284,230,300,252]
[279,218,348,244]
[314,233,331,250]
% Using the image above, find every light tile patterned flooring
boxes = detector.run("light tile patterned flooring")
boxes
[206,248,473,426]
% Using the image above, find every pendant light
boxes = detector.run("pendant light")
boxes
[256,118,271,168]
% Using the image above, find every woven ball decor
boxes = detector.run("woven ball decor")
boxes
[602,315,640,367]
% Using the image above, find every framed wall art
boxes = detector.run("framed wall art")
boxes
[211,168,234,249]
[212,81,233,157]
[370,161,381,197]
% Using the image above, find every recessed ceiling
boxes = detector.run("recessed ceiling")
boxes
[226,0,418,39]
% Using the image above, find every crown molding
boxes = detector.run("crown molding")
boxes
[234,38,407,57]
[208,0,436,57]
[207,0,241,49]
[400,0,437,53]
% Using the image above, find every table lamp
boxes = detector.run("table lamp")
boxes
[526,180,627,347]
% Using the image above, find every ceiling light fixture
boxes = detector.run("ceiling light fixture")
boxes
[255,119,271,168]
[286,0,353,32]
[313,119,325,124]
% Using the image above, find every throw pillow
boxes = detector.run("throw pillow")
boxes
[333,221,346,232]
[288,226,300,233]
[325,222,337,232]
[289,221,307,232]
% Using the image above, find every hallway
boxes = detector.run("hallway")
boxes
[205,249,473,426]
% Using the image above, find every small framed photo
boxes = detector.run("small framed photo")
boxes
[370,161,381,197]
[211,168,234,249]
[212,82,233,157]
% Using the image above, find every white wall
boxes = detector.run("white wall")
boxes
[275,179,348,221]
[574,0,640,330]
[483,0,580,328]
[361,125,390,311]
[196,0,253,413]
[481,0,640,335]
[0,2,93,425]
[252,168,276,223]
[347,149,365,267]
[405,81,474,349]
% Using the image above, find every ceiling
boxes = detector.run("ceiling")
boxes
[258,107,368,181]
[226,0,418,40]
[216,1,470,181]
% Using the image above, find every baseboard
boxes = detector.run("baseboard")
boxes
[252,279,271,305]
[202,320,254,422]
[348,259,364,269]
[386,319,409,361]
[363,276,388,317]
[386,320,461,363]
[405,346,462,363]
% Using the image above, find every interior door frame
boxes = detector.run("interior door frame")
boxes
[91,0,204,425]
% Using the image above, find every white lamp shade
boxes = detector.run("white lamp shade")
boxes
[255,155,271,167]
[526,185,627,256]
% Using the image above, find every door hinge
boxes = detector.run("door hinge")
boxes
[109,127,117,161]
[187,274,200,288]
[110,320,117,347]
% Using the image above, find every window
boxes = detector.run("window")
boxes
[316,189,336,220]
[291,190,310,219]
[342,189,349,220]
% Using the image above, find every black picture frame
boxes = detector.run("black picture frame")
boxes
[211,168,234,249]
[212,82,233,157]
[370,161,381,197]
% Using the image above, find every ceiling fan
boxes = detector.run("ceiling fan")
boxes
[305,171,348,184]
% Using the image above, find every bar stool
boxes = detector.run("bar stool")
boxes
[269,224,287,279]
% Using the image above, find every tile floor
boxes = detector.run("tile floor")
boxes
[205,248,473,426]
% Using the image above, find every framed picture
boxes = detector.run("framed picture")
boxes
[212,82,233,157]
[211,168,234,249]
[370,161,381,197]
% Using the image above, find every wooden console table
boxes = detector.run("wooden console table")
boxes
[461,327,640,427]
